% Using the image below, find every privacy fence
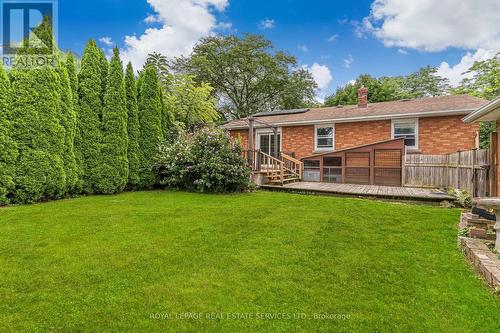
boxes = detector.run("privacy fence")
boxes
[403,148,491,197]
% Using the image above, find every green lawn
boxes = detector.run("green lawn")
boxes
[1,191,499,332]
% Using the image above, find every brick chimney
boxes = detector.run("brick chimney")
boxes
[358,85,368,108]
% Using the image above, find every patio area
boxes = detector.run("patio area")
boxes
[261,181,455,202]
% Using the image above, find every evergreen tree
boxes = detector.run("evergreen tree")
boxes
[10,66,66,203]
[66,52,79,109]
[97,47,109,114]
[138,65,163,188]
[57,64,78,193]
[0,63,17,204]
[97,48,128,194]
[76,40,103,194]
[125,62,141,189]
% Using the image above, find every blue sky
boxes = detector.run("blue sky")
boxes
[56,0,499,101]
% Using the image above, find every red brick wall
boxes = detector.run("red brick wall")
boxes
[419,116,479,154]
[335,120,392,150]
[282,125,315,159]
[228,115,479,158]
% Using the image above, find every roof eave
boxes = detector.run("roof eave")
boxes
[463,96,500,123]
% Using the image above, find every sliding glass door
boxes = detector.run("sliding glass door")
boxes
[257,132,281,157]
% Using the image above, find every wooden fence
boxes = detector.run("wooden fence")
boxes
[403,149,491,197]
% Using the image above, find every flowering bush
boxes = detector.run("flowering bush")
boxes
[155,127,251,193]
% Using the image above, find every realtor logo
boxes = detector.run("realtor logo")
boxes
[1,0,57,55]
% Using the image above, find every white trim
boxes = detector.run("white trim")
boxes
[255,127,282,153]
[463,95,500,123]
[314,124,335,151]
[391,118,419,149]
[224,108,475,130]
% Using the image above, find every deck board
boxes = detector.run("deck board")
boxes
[260,182,454,202]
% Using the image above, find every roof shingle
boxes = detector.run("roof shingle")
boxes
[223,95,488,129]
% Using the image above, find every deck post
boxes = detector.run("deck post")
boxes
[248,117,255,165]
[273,127,279,158]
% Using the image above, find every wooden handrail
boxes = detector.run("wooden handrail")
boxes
[281,153,302,180]
[244,150,302,184]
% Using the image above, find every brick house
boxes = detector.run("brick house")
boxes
[223,88,487,160]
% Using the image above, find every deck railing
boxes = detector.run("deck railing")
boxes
[244,150,302,184]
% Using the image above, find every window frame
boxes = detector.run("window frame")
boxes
[314,124,335,151]
[391,118,419,149]
[255,127,282,155]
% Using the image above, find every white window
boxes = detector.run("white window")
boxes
[315,125,335,151]
[392,119,418,149]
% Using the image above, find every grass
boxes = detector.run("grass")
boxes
[0,191,499,332]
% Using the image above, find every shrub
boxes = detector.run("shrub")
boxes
[155,127,251,193]
[447,188,472,208]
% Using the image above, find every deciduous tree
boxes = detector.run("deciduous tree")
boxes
[174,34,317,119]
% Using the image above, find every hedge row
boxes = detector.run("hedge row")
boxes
[0,39,166,204]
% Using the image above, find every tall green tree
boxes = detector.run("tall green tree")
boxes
[402,66,450,98]
[138,65,163,188]
[453,53,500,148]
[166,74,218,130]
[125,62,141,189]
[10,65,66,203]
[97,47,109,117]
[57,64,78,193]
[454,53,500,100]
[66,52,79,109]
[76,40,104,194]
[0,63,17,204]
[174,34,317,119]
[97,48,129,194]
[324,68,450,107]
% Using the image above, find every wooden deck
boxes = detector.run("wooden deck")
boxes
[261,181,455,202]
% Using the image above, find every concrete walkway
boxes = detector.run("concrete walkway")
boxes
[261,181,455,202]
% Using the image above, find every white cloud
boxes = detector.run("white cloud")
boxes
[144,14,161,24]
[297,44,308,52]
[216,21,233,31]
[364,0,500,52]
[258,18,275,30]
[437,48,495,87]
[397,48,408,55]
[99,37,113,46]
[304,63,333,90]
[362,0,500,89]
[121,0,229,69]
[342,54,354,68]
[328,34,338,42]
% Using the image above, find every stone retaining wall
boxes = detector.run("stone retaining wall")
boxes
[459,237,500,289]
